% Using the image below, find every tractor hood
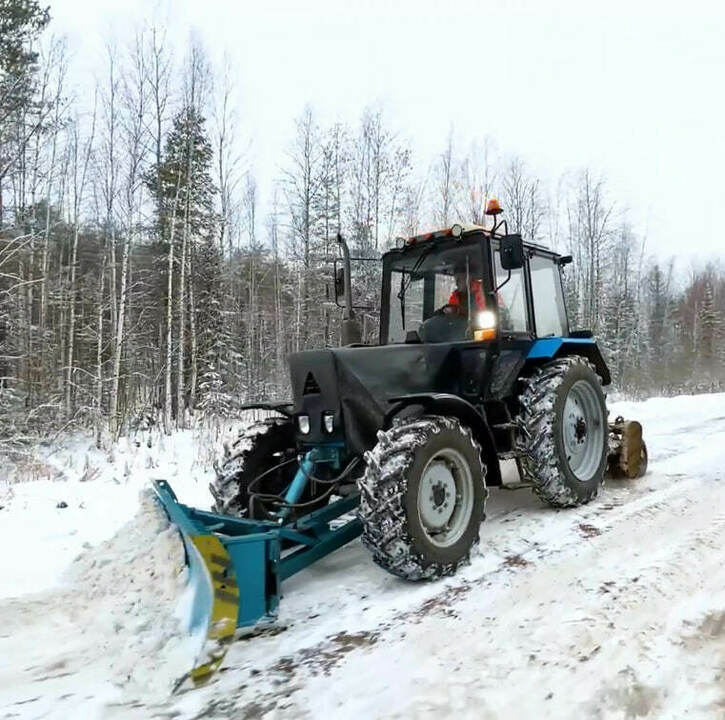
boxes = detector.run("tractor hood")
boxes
[289,344,466,454]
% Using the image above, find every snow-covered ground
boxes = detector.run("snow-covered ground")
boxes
[2,394,725,719]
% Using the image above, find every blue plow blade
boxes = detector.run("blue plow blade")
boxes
[152,462,362,686]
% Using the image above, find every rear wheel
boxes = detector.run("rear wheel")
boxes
[359,415,487,580]
[516,356,608,508]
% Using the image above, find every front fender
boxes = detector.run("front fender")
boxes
[386,393,501,486]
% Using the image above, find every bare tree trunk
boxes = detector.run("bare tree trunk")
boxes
[95,251,106,447]
[64,222,79,415]
[40,107,60,334]
[188,246,198,413]
[247,246,255,395]
[109,33,148,436]
[176,209,188,428]
[164,176,182,434]
[110,226,130,433]
[64,99,96,417]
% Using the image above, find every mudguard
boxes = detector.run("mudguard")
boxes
[386,392,501,487]
[526,337,611,386]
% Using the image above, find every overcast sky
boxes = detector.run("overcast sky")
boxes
[50,0,725,264]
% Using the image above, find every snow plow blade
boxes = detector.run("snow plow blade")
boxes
[152,480,240,684]
[151,477,362,686]
[607,417,647,479]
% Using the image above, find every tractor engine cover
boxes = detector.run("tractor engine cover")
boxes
[289,344,476,454]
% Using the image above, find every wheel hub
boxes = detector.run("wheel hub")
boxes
[416,447,476,549]
[419,462,456,530]
[432,482,447,507]
[562,379,605,482]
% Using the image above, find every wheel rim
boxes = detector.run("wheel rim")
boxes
[417,448,474,548]
[562,379,605,482]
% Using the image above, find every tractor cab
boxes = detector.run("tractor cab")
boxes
[380,224,571,347]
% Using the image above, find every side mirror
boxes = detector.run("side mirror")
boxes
[334,267,345,300]
[500,234,524,270]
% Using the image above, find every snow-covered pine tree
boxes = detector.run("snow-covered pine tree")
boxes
[149,94,218,423]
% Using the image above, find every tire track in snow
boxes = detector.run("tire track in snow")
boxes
[72,397,711,719]
[181,475,715,718]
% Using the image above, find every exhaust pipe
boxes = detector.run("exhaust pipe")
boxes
[336,233,362,345]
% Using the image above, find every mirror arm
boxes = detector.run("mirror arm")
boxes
[494,268,512,294]
[491,217,508,237]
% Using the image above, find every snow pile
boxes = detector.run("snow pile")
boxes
[0,428,215,601]
[64,489,203,697]
[0,428,220,718]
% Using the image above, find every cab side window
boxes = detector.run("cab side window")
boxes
[530,255,568,337]
[493,249,528,332]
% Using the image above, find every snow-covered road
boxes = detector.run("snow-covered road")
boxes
[3,394,725,719]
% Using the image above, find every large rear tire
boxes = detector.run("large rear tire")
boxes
[359,415,487,581]
[516,356,608,508]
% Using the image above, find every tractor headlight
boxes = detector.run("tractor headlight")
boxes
[297,415,310,434]
[475,310,496,329]
[323,412,334,433]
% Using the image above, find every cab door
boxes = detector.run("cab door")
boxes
[527,253,570,338]
[491,239,533,337]
[481,240,536,401]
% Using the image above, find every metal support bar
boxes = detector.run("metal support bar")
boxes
[278,517,362,581]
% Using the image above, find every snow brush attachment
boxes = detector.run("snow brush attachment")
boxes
[607,417,648,479]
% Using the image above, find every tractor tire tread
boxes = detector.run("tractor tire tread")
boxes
[211,417,290,515]
[515,356,606,508]
[358,415,487,581]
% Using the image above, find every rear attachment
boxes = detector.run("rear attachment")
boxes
[607,416,647,479]
[152,445,361,686]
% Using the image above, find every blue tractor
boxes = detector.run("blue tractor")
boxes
[154,201,645,682]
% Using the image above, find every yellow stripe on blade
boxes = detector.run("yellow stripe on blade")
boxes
[189,535,239,684]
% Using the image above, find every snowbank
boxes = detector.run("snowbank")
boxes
[0,428,218,600]
[0,426,223,718]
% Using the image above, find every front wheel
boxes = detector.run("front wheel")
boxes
[516,356,608,508]
[359,415,487,580]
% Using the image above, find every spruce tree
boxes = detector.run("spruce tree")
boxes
[146,104,223,418]
[147,105,215,242]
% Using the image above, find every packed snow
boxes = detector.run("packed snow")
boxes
[2,394,725,718]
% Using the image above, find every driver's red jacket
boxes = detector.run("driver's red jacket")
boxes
[448,279,486,311]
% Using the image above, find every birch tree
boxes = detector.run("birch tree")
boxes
[64,97,96,417]
[109,36,148,435]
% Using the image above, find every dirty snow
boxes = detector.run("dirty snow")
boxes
[2,396,725,718]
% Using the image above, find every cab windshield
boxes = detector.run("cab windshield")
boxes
[385,240,486,344]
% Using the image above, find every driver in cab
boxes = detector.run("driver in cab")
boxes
[442,270,487,316]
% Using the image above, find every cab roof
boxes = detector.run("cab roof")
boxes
[385,224,561,260]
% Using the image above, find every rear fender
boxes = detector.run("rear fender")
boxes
[525,337,611,386]
[386,393,501,486]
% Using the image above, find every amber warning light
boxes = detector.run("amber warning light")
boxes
[485,198,502,216]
